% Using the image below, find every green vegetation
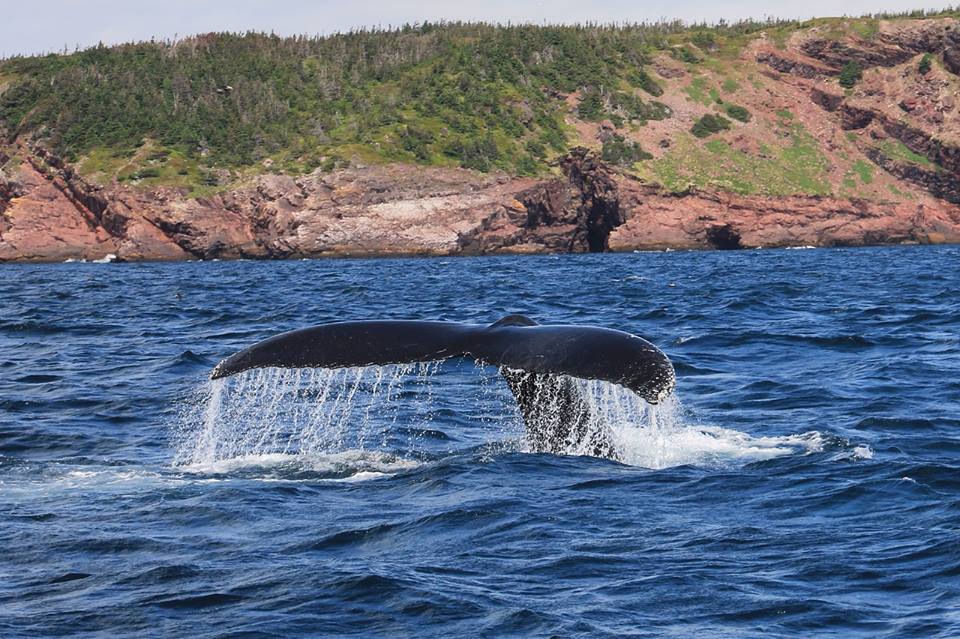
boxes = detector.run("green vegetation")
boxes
[852,159,874,184]
[888,183,913,198]
[600,134,652,166]
[0,72,17,93]
[577,89,606,121]
[400,125,436,162]
[685,76,712,105]
[7,23,788,180]
[691,114,732,138]
[4,27,605,176]
[724,104,751,122]
[919,53,933,75]
[875,138,936,168]
[640,122,830,196]
[76,142,227,195]
[671,46,702,64]
[839,60,863,88]
[1,11,958,194]
[631,69,663,97]
[608,91,672,125]
[851,18,880,40]
[577,87,671,126]
[443,134,501,172]
[691,31,717,52]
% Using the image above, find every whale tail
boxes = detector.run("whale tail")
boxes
[211,320,473,380]
[500,368,617,458]
[210,315,674,459]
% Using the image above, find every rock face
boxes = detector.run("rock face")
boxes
[0,159,122,262]
[459,148,622,254]
[2,143,958,262]
[609,181,960,250]
[750,18,960,209]
[755,50,833,79]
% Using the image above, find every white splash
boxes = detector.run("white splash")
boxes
[830,443,875,462]
[179,450,422,480]
[562,381,824,469]
[175,364,833,473]
[852,445,874,460]
[0,466,171,497]
[174,363,453,468]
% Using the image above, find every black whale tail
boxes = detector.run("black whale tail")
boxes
[211,315,674,404]
[210,319,475,381]
[210,315,675,460]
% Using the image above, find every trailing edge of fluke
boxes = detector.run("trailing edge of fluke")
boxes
[210,315,675,404]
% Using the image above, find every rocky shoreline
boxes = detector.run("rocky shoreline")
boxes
[2,145,958,263]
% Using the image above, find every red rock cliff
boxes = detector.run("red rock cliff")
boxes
[2,144,958,262]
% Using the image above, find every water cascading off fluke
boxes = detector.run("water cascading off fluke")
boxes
[174,363,453,467]
[173,361,686,469]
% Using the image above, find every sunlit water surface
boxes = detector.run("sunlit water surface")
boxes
[2,246,959,637]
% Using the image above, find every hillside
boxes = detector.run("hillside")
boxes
[2,12,960,261]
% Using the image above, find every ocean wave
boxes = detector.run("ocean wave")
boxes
[178,450,422,481]
[614,424,826,470]
[3,247,959,637]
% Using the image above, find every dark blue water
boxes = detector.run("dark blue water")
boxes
[2,246,959,638]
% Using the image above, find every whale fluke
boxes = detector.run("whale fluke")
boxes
[210,316,675,459]
[212,316,674,403]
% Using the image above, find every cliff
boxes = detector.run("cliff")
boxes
[2,144,957,261]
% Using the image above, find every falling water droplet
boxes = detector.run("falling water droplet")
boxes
[173,364,819,471]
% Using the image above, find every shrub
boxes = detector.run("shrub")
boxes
[525,139,546,159]
[691,114,731,138]
[400,125,435,162]
[919,53,932,75]
[632,69,663,97]
[839,60,863,88]
[444,135,500,172]
[601,134,652,166]
[692,32,717,51]
[132,167,160,179]
[672,47,701,64]
[608,91,672,124]
[725,104,751,122]
[577,88,605,121]
[516,154,539,176]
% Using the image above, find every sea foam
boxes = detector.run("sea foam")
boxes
[175,364,827,472]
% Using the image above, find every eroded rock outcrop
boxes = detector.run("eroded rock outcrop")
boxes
[610,181,960,250]
[460,148,622,254]
[0,160,120,262]
[2,141,959,262]
[755,50,833,78]
[0,167,24,211]
[800,37,915,70]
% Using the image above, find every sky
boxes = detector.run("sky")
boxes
[1,0,952,58]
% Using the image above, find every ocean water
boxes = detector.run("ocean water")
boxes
[1,246,959,638]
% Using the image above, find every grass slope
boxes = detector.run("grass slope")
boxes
[0,10,956,198]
